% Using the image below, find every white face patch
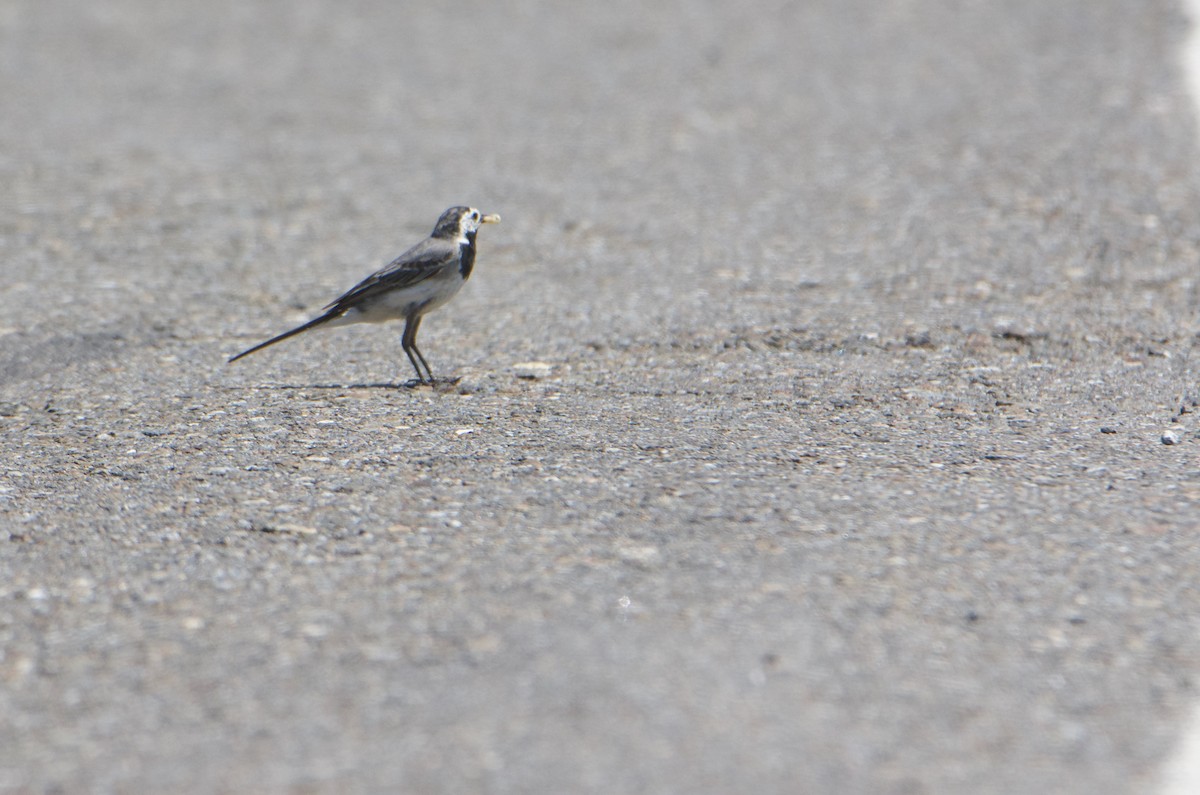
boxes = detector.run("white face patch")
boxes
[447,208,497,245]
[456,208,482,242]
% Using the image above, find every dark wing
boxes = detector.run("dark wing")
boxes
[322,237,459,314]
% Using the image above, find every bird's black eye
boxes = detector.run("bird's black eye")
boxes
[470,211,479,221]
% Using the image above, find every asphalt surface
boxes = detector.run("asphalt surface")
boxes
[3,1,1200,792]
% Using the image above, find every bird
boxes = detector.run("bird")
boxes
[228,206,500,384]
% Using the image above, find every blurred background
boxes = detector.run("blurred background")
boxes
[6,0,1192,358]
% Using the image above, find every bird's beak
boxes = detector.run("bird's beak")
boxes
[481,213,501,224]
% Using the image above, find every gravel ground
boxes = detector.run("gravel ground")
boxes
[3,1,1200,792]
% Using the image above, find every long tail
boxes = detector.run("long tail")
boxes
[228,311,341,363]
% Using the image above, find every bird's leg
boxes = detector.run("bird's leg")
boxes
[411,344,433,384]
[401,315,432,384]
[409,315,434,383]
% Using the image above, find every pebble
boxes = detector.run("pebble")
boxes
[618,545,663,569]
[512,361,554,380]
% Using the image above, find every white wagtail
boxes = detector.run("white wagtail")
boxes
[229,206,500,384]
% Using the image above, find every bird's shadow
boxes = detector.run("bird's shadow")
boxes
[238,377,463,392]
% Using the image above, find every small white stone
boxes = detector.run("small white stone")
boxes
[618,545,663,568]
[301,623,328,638]
[274,522,318,535]
[512,361,554,379]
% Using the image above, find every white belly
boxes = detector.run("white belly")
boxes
[335,275,464,326]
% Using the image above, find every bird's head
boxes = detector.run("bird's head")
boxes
[433,206,501,243]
